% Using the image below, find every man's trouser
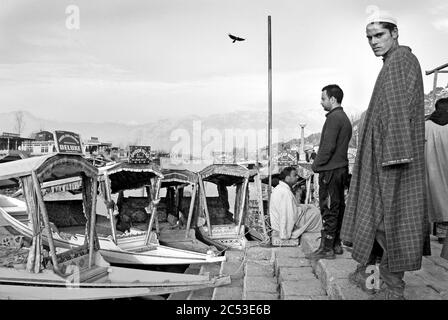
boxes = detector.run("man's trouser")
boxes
[318,166,349,242]
[374,220,405,294]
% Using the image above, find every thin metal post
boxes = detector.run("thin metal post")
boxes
[267,15,273,209]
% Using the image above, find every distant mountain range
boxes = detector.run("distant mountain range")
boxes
[0,109,323,152]
[2,84,446,153]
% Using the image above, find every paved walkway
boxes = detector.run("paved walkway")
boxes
[170,241,328,300]
[301,233,448,300]
[169,235,448,300]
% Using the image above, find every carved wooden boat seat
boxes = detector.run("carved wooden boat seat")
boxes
[46,246,109,282]
[0,245,29,268]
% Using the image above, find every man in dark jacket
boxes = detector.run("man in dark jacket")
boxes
[306,84,352,260]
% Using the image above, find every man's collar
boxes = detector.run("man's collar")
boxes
[278,180,292,190]
[382,43,400,62]
[279,180,289,187]
[326,106,343,117]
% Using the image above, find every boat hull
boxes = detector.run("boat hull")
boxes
[0,195,225,265]
[0,251,231,300]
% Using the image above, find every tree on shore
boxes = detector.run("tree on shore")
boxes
[14,111,25,136]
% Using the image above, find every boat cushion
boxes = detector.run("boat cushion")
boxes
[45,200,87,227]
[0,234,24,248]
[0,245,29,268]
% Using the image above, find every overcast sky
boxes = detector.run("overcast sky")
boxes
[0,0,447,134]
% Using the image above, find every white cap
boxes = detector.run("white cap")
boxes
[366,10,397,26]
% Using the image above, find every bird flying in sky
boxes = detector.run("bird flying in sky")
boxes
[228,33,245,43]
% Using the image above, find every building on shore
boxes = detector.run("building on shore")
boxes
[20,131,56,156]
[0,132,34,154]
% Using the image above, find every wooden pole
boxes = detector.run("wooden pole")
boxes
[198,175,212,237]
[145,177,162,245]
[103,175,117,244]
[255,172,268,239]
[88,177,98,268]
[267,15,273,210]
[31,171,63,275]
[432,71,439,109]
[237,178,249,234]
[305,178,311,204]
[154,179,161,234]
[145,180,157,245]
[185,183,197,238]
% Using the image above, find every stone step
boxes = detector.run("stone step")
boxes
[301,233,372,300]
[242,245,279,300]
[280,279,326,298]
[212,250,245,300]
[300,232,448,300]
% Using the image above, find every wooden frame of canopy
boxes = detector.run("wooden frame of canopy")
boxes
[198,164,250,239]
[97,162,163,246]
[236,162,269,242]
[0,153,99,274]
[426,63,448,109]
[246,167,269,242]
[197,164,268,249]
[159,169,199,238]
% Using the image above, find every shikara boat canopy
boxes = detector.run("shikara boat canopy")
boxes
[0,153,98,185]
[98,162,163,194]
[199,164,253,186]
[161,169,198,188]
[0,153,99,274]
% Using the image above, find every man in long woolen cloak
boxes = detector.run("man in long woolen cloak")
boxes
[340,12,431,300]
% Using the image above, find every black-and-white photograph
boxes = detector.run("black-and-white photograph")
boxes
[0,0,447,306]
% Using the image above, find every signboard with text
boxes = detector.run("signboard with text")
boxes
[53,130,83,155]
[274,152,297,166]
[128,145,151,164]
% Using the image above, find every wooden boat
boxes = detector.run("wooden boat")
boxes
[0,153,229,300]
[95,162,224,264]
[196,164,266,250]
[0,242,229,300]
[0,163,224,266]
[156,169,218,254]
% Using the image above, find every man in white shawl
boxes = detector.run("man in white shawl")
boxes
[269,166,322,240]
[425,97,448,243]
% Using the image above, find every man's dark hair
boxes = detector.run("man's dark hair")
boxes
[322,84,344,104]
[279,166,296,181]
[435,97,448,111]
[379,22,397,33]
[368,22,398,34]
